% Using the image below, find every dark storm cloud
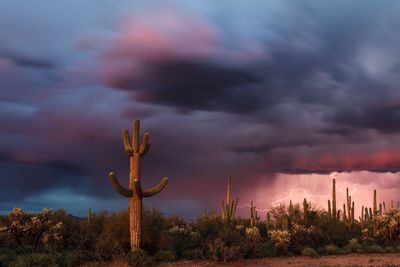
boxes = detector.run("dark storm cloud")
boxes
[112,58,261,113]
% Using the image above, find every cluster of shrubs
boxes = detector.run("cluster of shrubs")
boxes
[1,202,400,266]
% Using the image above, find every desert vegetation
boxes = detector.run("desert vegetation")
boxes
[1,178,400,266]
[1,121,400,266]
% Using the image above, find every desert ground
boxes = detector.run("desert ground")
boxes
[157,253,400,267]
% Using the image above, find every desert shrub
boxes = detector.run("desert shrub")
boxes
[301,247,318,257]
[385,246,396,253]
[245,227,261,257]
[365,244,385,254]
[153,250,176,262]
[289,224,328,254]
[374,209,400,246]
[0,248,17,267]
[63,250,81,267]
[127,249,155,267]
[142,207,170,254]
[347,238,363,253]
[9,253,59,267]
[1,208,63,254]
[324,244,340,255]
[208,238,243,262]
[95,210,129,260]
[182,248,204,260]
[320,219,351,247]
[269,230,290,254]
[257,241,276,258]
[167,223,201,257]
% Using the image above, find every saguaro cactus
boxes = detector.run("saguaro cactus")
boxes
[88,207,91,224]
[109,119,168,251]
[332,179,337,220]
[250,201,258,226]
[221,176,238,222]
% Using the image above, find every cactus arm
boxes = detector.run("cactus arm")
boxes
[109,172,132,197]
[140,144,151,157]
[133,119,140,152]
[141,178,169,197]
[139,133,150,156]
[123,130,133,156]
[232,198,238,219]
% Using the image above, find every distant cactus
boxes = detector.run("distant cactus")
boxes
[328,199,331,218]
[282,214,289,230]
[221,176,238,222]
[345,188,354,230]
[332,179,337,220]
[266,212,272,233]
[303,198,308,223]
[250,201,258,226]
[88,207,91,224]
[109,119,168,251]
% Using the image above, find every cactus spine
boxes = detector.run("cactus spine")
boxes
[221,176,238,222]
[109,119,168,251]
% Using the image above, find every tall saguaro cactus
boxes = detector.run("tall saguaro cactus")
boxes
[109,119,168,251]
[221,176,238,222]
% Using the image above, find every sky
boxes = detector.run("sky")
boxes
[1,0,400,219]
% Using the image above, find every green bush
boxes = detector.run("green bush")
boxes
[127,249,155,267]
[182,248,204,260]
[257,241,277,258]
[63,251,82,267]
[208,238,243,262]
[365,245,385,254]
[324,244,340,255]
[10,253,59,267]
[0,248,17,267]
[347,238,364,253]
[301,247,319,258]
[385,246,396,253]
[153,250,176,262]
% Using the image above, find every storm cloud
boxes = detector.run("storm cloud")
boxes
[1,0,400,217]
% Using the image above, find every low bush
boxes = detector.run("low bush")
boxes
[127,249,155,267]
[257,241,277,258]
[301,247,319,258]
[153,250,176,262]
[9,253,59,267]
[324,244,340,255]
[208,238,243,262]
[347,238,364,253]
[365,245,385,254]
[385,246,396,253]
[182,248,203,260]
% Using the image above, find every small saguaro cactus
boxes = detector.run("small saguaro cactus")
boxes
[109,119,168,251]
[266,212,271,233]
[221,176,238,222]
[88,207,91,224]
[250,201,258,226]
[328,199,331,218]
[332,178,337,220]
